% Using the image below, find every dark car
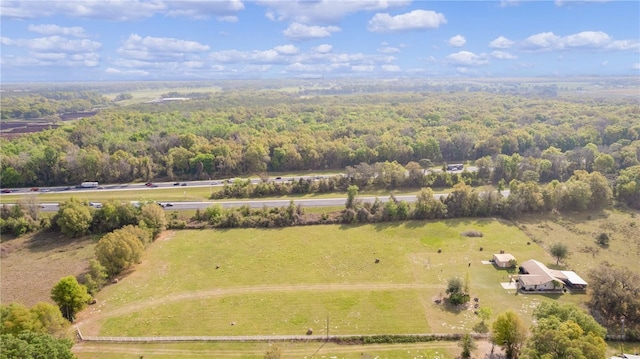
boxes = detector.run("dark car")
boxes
[1,189,12,193]
[145,182,153,187]
[173,182,180,186]
[180,183,187,186]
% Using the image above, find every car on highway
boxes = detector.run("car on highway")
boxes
[39,188,50,193]
[30,187,39,191]
[275,177,282,180]
[180,183,187,186]
[160,203,174,208]
[89,202,103,208]
[1,189,13,193]
[173,182,180,186]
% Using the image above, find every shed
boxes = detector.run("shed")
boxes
[493,253,516,268]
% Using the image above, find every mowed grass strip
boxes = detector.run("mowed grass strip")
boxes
[82,218,582,337]
[100,289,430,336]
[73,341,459,359]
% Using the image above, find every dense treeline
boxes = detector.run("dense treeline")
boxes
[1,91,639,205]
[1,92,110,120]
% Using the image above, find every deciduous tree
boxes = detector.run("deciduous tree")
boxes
[0,332,74,359]
[492,310,527,359]
[56,198,92,238]
[549,243,569,265]
[50,276,90,321]
[95,228,145,276]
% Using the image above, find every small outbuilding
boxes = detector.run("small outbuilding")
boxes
[493,253,516,268]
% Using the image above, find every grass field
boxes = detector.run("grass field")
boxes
[2,209,637,358]
[77,218,583,339]
[73,341,462,359]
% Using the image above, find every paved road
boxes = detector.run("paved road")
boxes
[3,167,489,212]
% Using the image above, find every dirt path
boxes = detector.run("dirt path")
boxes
[73,339,503,357]
[76,282,443,335]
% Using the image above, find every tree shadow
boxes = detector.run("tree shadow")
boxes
[473,321,489,334]
[26,231,95,254]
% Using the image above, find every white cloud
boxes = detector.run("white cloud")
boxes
[489,36,515,49]
[521,31,637,51]
[633,63,640,70]
[378,45,400,54]
[164,0,244,19]
[555,0,611,6]
[605,40,640,51]
[352,65,374,72]
[491,51,517,60]
[313,44,332,53]
[1,0,166,21]
[209,48,290,64]
[105,67,150,76]
[2,35,101,53]
[500,0,521,7]
[118,34,209,61]
[274,44,298,55]
[448,34,466,47]
[522,32,562,50]
[368,10,447,33]
[218,16,239,23]
[27,24,86,38]
[259,0,410,24]
[283,23,340,41]
[562,31,610,48]
[381,64,400,72]
[2,0,247,20]
[446,51,489,66]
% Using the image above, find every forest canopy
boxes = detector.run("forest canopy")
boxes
[1,86,639,207]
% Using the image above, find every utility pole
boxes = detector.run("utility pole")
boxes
[326,315,329,341]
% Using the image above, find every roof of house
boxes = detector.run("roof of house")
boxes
[561,270,588,285]
[519,275,554,286]
[519,259,587,287]
[493,253,516,262]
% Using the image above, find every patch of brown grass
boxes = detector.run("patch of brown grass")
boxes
[0,232,96,306]
[514,208,640,277]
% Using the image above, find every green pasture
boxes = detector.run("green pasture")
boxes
[73,341,459,359]
[83,219,586,338]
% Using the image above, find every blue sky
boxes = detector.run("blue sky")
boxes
[1,0,639,82]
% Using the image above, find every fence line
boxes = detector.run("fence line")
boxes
[75,328,489,343]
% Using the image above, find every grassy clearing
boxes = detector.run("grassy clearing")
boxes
[104,86,221,104]
[79,218,585,338]
[514,209,640,274]
[0,232,96,306]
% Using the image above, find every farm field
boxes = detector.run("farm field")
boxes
[76,218,584,339]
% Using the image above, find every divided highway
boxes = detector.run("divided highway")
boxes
[2,168,489,212]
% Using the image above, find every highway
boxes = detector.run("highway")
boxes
[2,167,485,212]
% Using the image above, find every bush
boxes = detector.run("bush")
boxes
[596,232,609,247]
[462,230,483,237]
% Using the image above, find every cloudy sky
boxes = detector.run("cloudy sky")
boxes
[1,0,639,82]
